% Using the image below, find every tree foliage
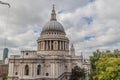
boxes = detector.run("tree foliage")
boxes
[1,73,8,80]
[69,66,86,80]
[89,49,120,80]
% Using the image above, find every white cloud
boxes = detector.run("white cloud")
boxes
[59,0,120,58]
[0,0,120,59]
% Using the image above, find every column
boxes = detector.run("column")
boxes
[48,40,49,50]
[50,63,52,76]
[55,62,57,76]
[61,41,63,50]
[44,41,45,50]
[39,41,41,50]
[8,63,13,76]
[63,41,65,50]
[56,41,58,50]
[64,42,65,51]
[56,63,58,76]
[53,63,55,77]
[46,41,48,50]
[47,41,49,50]
[45,41,46,50]
[21,64,24,78]
[60,41,61,50]
[32,64,34,77]
[34,64,36,77]
[41,41,43,50]
[53,41,56,50]
[30,64,32,76]
[60,63,62,74]
[58,41,59,50]
[50,40,52,50]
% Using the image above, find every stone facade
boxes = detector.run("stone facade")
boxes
[8,5,83,80]
[0,64,8,79]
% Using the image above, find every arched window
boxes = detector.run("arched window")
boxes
[26,53,28,55]
[25,65,29,75]
[65,65,67,68]
[37,65,41,75]
[46,73,49,76]
[15,72,18,75]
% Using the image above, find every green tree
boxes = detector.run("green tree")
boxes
[89,49,120,80]
[89,50,101,80]
[69,66,85,80]
[3,73,8,80]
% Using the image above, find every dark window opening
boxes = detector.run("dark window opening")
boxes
[37,65,41,75]
[65,65,67,68]
[46,73,49,76]
[15,72,18,75]
[58,41,60,50]
[65,76,67,79]
[26,53,28,55]
[51,40,53,50]
[48,40,50,50]
[25,65,29,75]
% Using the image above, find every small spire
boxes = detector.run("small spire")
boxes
[71,43,74,48]
[50,4,57,21]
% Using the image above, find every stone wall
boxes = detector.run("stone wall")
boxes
[0,64,8,79]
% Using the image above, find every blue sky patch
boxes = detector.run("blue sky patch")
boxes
[33,28,41,33]
[82,16,93,25]
[84,36,95,40]
[88,0,96,3]
[57,10,65,14]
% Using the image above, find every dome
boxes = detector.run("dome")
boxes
[42,21,64,32]
[41,5,65,33]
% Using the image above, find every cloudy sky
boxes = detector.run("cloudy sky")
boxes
[0,0,120,59]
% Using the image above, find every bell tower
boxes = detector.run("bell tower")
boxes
[70,44,75,56]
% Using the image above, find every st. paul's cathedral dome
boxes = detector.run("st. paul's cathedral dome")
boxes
[41,5,65,33]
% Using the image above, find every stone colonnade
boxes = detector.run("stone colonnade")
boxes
[38,40,69,51]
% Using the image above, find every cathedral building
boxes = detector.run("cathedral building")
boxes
[8,5,83,80]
